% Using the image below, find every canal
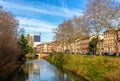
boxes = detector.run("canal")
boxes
[10,59,86,81]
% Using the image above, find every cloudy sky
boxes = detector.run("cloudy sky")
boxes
[0,0,87,43]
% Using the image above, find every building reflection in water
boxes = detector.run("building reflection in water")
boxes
[23,60,41,81]
[10,59,85,81]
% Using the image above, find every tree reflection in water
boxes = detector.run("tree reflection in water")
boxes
[10,59,86,81]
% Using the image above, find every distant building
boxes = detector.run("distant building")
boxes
[34,24,120,54]
[34,34,41,47]
[79,34,104,54]
[74,39,81,53]
[80,37,89,53]
[34,41,63,53]
[97,39,104,54]
[26,33,34,48]
[35,42,53,53]
[26,33,41,48]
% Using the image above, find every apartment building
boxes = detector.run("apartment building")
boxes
[103,25,120,54]
[80,37,89,53]
[103,30,115,53]
[53,41,62,52]
[25,33,41,48]
[34,26,120,54]
[34,41,56,53]
[26,33,34,48]
[117,25,120,53]
[75,39,81,53]
[34,44,41,53]
[97,39,104,54]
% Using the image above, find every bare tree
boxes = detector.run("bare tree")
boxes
[72,16,90,53]
[101,0,120,56]
[0,6,21,69]
[53,16,90,53]
[86,0,104,35]
[73,16,90,38]
[53,20,73,53]
[86,0,120,56]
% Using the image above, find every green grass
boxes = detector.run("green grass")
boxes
[46,54,120,81]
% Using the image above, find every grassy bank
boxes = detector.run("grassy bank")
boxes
[25,54,37,59]
[46,54,120,81]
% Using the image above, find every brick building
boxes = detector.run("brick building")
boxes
[34,41,62,53]
[103,24,120,54]
[80,37,89,53]
[103,30,115,53]
[117,25,120,53]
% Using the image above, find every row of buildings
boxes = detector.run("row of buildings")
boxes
[34,35,103,54]
[32,25,120,55]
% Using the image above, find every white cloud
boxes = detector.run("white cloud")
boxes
[17,17,57,33]
[17,17,55,42]
[0,0,83,17]
[0,0,83,42]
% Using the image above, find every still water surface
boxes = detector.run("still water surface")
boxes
[10,59,86,81]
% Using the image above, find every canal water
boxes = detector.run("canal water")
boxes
[10,59,86,81]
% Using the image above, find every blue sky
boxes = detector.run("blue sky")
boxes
[0,0,87,43]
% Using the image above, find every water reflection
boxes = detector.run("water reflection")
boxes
[10,59,85,81]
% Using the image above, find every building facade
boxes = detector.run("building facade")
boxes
[117,25,120,53]
[34,25,120,55]
[26,33,34,48]
[103,30,116,53]
[97,39,104,54]
[103,25,120,54]
[75,39,81,53]
[80,37,89,53]
[26,33,41,48]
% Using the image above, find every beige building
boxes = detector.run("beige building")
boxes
[103,25,120,54]
[34,44,41,53]
[80,37,89,53]
[117,27,120,53]
[103,30,116,53]
[34,28,120,55]
[74,35,104,54]
[53,41,62,52]
[26,33,34,48]
[97,39,104,54]
[34,41,60,53]
[75,39,81,53]
[26,33,41,48]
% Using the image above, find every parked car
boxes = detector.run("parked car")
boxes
[103,52,116,56]
[109,52,116,56]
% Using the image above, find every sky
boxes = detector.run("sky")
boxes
[0,0,87,43]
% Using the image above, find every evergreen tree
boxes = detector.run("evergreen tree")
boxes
[18,34,28,54]
[18,33,33,54]
[89,37,98,55]
[18,34,33,61]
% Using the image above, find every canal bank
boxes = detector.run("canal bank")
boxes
[46,54,120,81]
[0,61,24,81]
[9,59,86,81]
